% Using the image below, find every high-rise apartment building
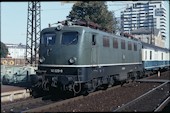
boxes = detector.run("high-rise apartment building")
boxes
[121,1,167,40]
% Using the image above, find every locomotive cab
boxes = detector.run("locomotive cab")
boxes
[39,25,98,66]
[33,23,99,96]
[39,27,81,65]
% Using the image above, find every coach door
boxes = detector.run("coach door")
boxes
[91,34,98,65]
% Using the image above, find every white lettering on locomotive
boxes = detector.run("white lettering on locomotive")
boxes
[51,69,63,73]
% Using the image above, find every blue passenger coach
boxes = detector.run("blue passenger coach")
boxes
[141,42,170,71]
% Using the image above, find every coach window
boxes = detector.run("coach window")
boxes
[128,41,132,50]
[113,38,118,48]
[150,51,152,60]
[103,36,110,47]
[62,32,78,45]
[92,34,96,45]
[121,39,125,49]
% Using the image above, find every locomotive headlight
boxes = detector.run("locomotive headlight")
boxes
[39,57,45,63]
[68,57,77,65]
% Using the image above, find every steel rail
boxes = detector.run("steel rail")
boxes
[154,96,170,112]
[1,97,42,112]
[113,81,169,112]
[22,85,122,112]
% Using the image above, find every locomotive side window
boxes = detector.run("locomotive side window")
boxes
[128,41,132,50]
[62,32,78,45]
[42,33,56,45]
[113,38,118,48]
[92,34,96,45]
[134,43,137,51]
[103,36,110,47]
[121,39,125,49]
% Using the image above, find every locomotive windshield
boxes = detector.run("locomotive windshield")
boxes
[41,33,56,45]
[61,32,78,45]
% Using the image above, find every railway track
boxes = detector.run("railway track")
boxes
[113,81,170,112]
[23,84,125,112]
[1,97,54,113]
[154,96,170,112]
[1,84,121,112]
[21,83,160,112]
[1,70,169,112]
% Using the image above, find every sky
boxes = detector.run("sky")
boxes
[1,1,169,48]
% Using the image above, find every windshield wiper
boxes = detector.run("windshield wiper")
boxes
[67,38,77,45]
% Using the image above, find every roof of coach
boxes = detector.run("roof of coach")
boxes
[142,42,170,52]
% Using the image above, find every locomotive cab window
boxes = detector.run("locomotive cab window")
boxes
[42,33,56,45]
[62,32,78,45]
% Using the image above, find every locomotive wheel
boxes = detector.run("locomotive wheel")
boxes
[82,90,89,96]
[80,84,89,96]
[86,79,98,93]
[31,86,45,98]
[120,80,126,87]
[108,76,115,87]
[136,71,142,79]
[50,86,61,100]
[31,90,41,98]
[92,79,98,91]
[100,84,108,90]
[31,90,40,98]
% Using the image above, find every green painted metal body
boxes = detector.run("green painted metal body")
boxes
[39,25,142,66]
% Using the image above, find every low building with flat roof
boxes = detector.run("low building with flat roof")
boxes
[131,28,165,48]
[5,43,26,59]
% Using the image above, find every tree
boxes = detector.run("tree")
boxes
[0,41,8,58]
[67,1,117,33]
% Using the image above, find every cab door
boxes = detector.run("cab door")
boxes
[91,34,98,65]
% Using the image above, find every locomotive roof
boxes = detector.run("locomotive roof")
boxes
[43,24,141,43]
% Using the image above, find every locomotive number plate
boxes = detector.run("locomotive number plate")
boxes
[51,69,63,73]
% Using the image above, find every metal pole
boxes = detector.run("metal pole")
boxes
[26,2,41,67]
[152,15,154,45]
[150,15,152,45]
[0,2,1,42]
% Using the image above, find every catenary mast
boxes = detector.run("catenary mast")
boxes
[25,2,41,66]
